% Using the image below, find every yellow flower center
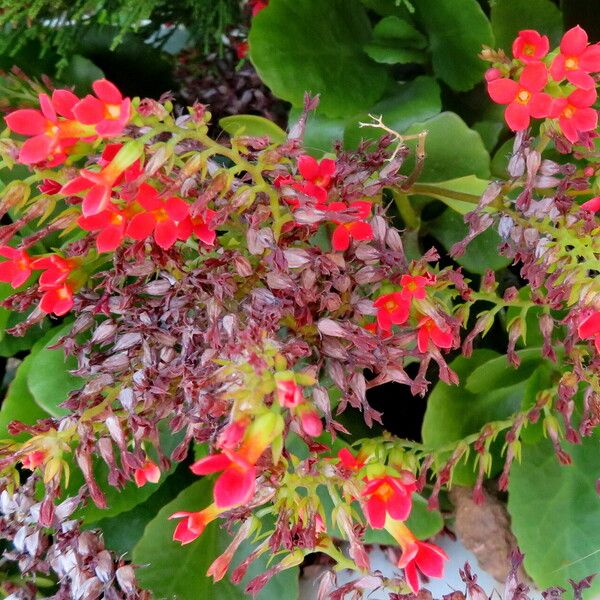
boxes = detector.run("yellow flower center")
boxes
[563,105,575,119]
[384,300,397,311]
[565,57,578,70]
[105,103,121,119]
[517,90,531,104]
[523,44,535,56]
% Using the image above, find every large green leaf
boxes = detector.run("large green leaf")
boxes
[0,357,49,442]
[132,479,299,600]
[344,76,441,148]
[401,112,490,182]
[249,0,391,117]
[363,16,428,65]
[413,0,494,91]
[508,435,600,594]
[491,0,564,51]
[288,108,348,155]
[422,350,542,485]
[428,208,511,274]
[26,324,83,417]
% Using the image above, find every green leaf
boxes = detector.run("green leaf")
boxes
[132,479,299,600]
[428,208,511,274]
[344,76,441,148]
[249,0,391,117]
[360,0,415,18]
[95,462,198,556]
[402,112,490,182]
[508,435,600,593]
[472,119,504,153]
[219,115,287,144]
[0,357,49,442]
[26,324,84,417]
[363,16,427,64]
[422,350,540,485]
[288,108,347,155]
[491,0,564,51]
[465,348,548,394]
[364,494,443,544]
[412,0,494,91]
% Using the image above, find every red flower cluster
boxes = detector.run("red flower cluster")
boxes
[277,155,374,251]
[0,248,75,316]
[487,27,599,143]
[5,79,131,166]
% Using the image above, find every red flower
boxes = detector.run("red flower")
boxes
[170,504,221,545]
[337,448,366,470]
[373,292,410,330]
[512,30,549,63]
[487,62,553,131]
[361,472,417,528]
[300,409,323,437]
[78,207,129,253]
[581,196,600,211]
[32,255,75,316]
[38,179,62,195]
[398,538,448,593]
[5,91,95,165]
[190,451,256,508]
[296,155,336,204]
[327,201,373,251]
[126,184,190,250]
[32,255,73,289]
[552,88,598,144]
[550,26,600,90]
[39,283,74,316]
[73,79,131,137]
[416,316,454,352]
[399,274,432,301]
[134,460,161,487]
[578,311,600,353]
[249,0,268,16]
[21,450,47,470]
[276,378,303,408]
[234,40,249,60]
[61,143,142,216]
[182,208,217,246]
[364,321,392,339]
[0,246,33,288]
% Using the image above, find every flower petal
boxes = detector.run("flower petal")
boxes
[213,465,256,508]
[505,102,531,131]
[190,453,232,475]
[364,495,386,529]
[519,62,548,91]
[5,109,46,135]
[126,213,156,240]
[297,155,319,181]
[154,220,178,250]
[93,79,123,104]
[52,89,79,118]
[487,78,518,104]
[566,70,596,90]
[560,25,588,56]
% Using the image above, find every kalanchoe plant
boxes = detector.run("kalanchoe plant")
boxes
[0,24,598,600]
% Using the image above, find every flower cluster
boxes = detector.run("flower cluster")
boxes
[485,26,599,144]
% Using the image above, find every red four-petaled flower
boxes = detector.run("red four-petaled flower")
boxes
[373,292,410,331]
[0,246,33,288]
[190,451,256,508]
[327,201,373,251]
[73,79,132,137]
[550,25,600,90]
[552,87,598,144]
[126,184,190,250]
[416,316,454,352]
[512,29,549,63]
[397,538,449,594]
[361,472,417,528]
[487,62,553,131]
